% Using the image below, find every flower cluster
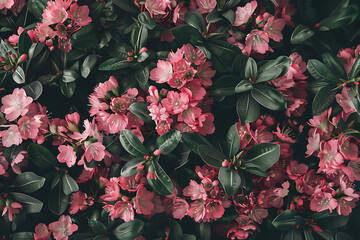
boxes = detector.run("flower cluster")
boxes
[148,44,215,135]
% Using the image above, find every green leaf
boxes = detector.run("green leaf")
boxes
[156,130,182,155]
[210,75,238,97]
[316,212,350,229]
[197,145,225,168]
[195,222,211,240]
[11,232,34,240]
[62,69,79,83]
[218,167,241,197]
[98,58,130,71]
[69,233,96,240]
[48,181,69,215]
[130,24,148,51]
[226,124,240,158]
[244,143,280,170]
[312,86,337,115]
[307,59,338,83]
[349,54,360,79]
[185,10,206,33]
[71,25,99,49]
[13,66,25,84]
[120,129,148,157]
[62,174,79,195]
[147,161,174,196]
[245,168,269,177]
[28,0,48,19]
[232,55,249,78]
[256,56,291,83]
[171,25,203,45]
[135,65,150,85]
[81,54,97,78]
[103,135,122,155]
[205,40,241,72]
[290,24,315,44]
[10,192,43,214]
[60,81,76,98]
[129,102,152,123]
[10,172,45,194]
[182,132,212,154]
[23,81,43,100]
[318,4,359,31]
[236,93,260,124]
[322,52,347,79]
[88,219,107,235]
[138,12,156,30]
[235,79,253,93]
[112,219,144,240]
[206,9,222,23]
[121,157,146,177]
[28,143,57,169]
[251,85,287,111]
[137,52,149,63]
[303,229,314,240]
[18,31,32,56]
[282,229,303,240]
[245,57,257,80]
[112,0,138,13]
[272,210,299,230]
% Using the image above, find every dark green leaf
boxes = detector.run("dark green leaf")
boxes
[232,55,249,78]
[349,54,360,79]
[71,25,99,49]
[120,129,148,157]
[135,65,150,85]
[62,174,79,195]
[222,10,235,24]
[98,58,130,71]
[88,219,107,235]
[81,54,97,78]
[195,222,211,240]
[312,86,337,115]
[226,124,240,158]
[256,56,291,83]
[103,135,122,155]
[303,229,314,240]
[23,81,43,100]
[282,229,303,240]
[251,85,287,111]
[10,172,45,194]
[218,167,241,197]
[129,102,152,123]
[48,182,69,215]
[11,232,34,240]
[197,145,225,168]
[205,40,241,72]
[28,143,57,169]
[236,93,260,124]
[185,10,205,33]
[322,52,347,79]
[130,24,148,51]
[316,213,350,229]
[307,59,338,83]
[244,143,280,170]
[121,157,146,177]
[112,219,144,240]
[318,4,359,31]
[69,233,96,240]
[13,66,25,84]
[156,130,182,155]
[60,81,76,98]
[291,24,315,44]
[245,57,257,80]
[182,132,211,154]
[211,75,237,96]
[272,210,299,230]
[11,192,43,214]
[28,0,48,19]
[206,9,222,23]
[147,161,174,196]
[138,12,156,30]
[137,52,149,63]
[171,25,203,45]
[18,31,32,56]
[112,0,138,13]
[235,79,253,93]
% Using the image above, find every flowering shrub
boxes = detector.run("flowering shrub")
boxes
[0,0,360,239]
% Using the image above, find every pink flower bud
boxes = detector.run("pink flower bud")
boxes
[153,149,161,156]
[222,159,229,167]
[140,47,147,53]
[127,57,133,62]
[0,56,5,62]
[19,54,28,62]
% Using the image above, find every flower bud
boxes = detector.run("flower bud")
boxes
[153,149,161,156]
[139,47,147,53]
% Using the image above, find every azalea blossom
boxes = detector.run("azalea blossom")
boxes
[1,88,33,121]
[49,215,78,240]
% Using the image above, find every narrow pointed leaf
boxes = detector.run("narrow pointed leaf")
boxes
[120,129,148,157]
[198,145,225,168]
[218,167,241,197]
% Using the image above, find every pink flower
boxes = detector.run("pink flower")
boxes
[111,201,134,222]
[134,187,154,215]
[147,86,160,105]
[197,62,215,87]
[42,1,68,25]
[198,113,215,135]
[57,145,76,167]
[318,139,344,174]
[148,104,169,124]
[156,119,172,135]
[286,161,308,180]
[150,60,173,83]
[1,88,33,121]
[1,201,22,221]
[337,47,357,74]
[0,156,9,176]
[11,151,27,174]
[244,30,272,55]
[337,196,357,216]
[0,0,14,9]
[100,177,120,202]
[188,201,206,222]
[49,215,78,240]
[264,16,286,42]
[251,206,268,224]
[145,0,171,16]
[34,223,51,240]
[205,200,225,220]
[195,0,216,14]
[161,91,189,114]
[183,180,207,200]
[0,125,22,147]
[310,189,338,213]
[18,116,41,140]
[119,172,147,192]
[84,142,106,162]
[182,44,206,65]
[68,3,91,26]
[172,197,189,220]
[69,191,93,214]
[338,135,358,160]
[306,129,320,157]
[336,88,356,114]
[233,0,257,26]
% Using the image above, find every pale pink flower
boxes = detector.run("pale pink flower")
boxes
[337,48,357,74]
[57,145,76,168]
[337,196,357,216]
[264,16,286,42]
[119,172,147,192]
[244,30,272,55]
[34,223,51,240]
[336,88,356,114]
[1,201,22,221]
[310,189,338,213]
[84,142,106,162]
[0,125,22,147]
[150,60,173,83]
[0,156,9,176]
[195,0,216,14]
[35,23,56,42]
[182,44,206,65]
[8,27,24,45]
[197,62,215,87]
[188,200,206,222]
[145,0,171,16]
[286,161,308,180]
[274,181,290,198]
[306,129,320,157]
[0,0,14,9]
[1,88,33,121]
[11,151,27,174]
[156,119,172,135]
[42,1,68,25]
[172,197,189,220]
[69,191,93,214]
[49,215,78,240]
[183,180,207,200]
[134,187,154,215]
[233,0,257,26]
[100,177,120,201]
[18,116,41,140]
[338,135,358,160]
[68,3,91,26]
[148,104,169,124]
[318,139,344,174]
[198,113,215,135]
[161,91,189,114]
[205,200,224,220]
[146,86,160,105]
[111,201,134,222]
